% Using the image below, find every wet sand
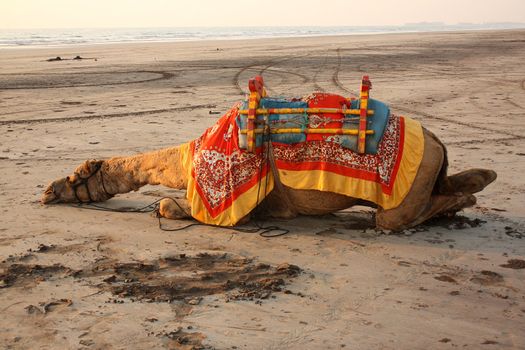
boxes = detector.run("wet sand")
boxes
[1,29,525,349]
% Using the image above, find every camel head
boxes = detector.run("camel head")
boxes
[41,160,108,204]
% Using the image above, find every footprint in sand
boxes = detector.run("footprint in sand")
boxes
[500,259,525,269]
[469,271,504,286]
[60,101,83,105]
[434,275,457,284]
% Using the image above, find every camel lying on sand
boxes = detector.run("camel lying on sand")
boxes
[41,81,496,231]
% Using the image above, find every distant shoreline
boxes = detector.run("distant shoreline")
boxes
[1,24,524,50]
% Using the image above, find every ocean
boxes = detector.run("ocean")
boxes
[1,23,524,49]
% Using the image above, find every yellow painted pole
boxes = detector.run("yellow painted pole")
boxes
[240,128,374,135]
[246,91,259,152]
[357,76,372,154]
[239,108,374,116]
[246,76,266,152]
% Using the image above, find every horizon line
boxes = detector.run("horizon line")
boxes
[2,22,525,31]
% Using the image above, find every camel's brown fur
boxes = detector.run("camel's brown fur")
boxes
[41,128,496,230]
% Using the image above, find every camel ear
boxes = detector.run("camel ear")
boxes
[73,159,103,179]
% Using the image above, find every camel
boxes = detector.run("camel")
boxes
[40,129,497,231]
[41,81,497,231]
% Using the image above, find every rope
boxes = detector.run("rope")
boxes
[74,199,162,213]
[154,195,289,237]
[72,195,289,238]
[246,117,290,238]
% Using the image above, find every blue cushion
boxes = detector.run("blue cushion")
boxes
[339,98,390,154]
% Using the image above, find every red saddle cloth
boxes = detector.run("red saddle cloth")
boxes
[305,92,349,142]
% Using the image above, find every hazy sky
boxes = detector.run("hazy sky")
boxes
[1,0,525,29]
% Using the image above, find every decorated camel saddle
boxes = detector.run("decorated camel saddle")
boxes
[237,76,389,154]
[182,76,424,226]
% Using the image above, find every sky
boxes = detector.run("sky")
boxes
[1,0,525,29]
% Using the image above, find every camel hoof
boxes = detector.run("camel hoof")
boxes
[480,169,497,185]
[449,193,477,213]
[467,169,497,193]
[464,193,477,207]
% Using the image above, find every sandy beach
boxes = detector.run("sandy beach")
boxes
[1,29,525,349]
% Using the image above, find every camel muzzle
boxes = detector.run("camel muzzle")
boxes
[41,187,59,204]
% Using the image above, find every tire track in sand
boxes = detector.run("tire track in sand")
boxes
[233,61,272,95]
[332,48,358,97]
[236,52,524,144]
[391,104,524,139]
[257,55,309,95]
[233,55,309,96]
[447,135,523,146]
[0,104,216,126]
[0,71,175,90]
[330,51,524,141]
[312,53,329,92]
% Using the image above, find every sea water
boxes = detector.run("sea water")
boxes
[1,23,523,49]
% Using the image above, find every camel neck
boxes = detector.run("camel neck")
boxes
[101,145,188,195]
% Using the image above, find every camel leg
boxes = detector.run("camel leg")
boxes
[441,168,497,195]
[378,193,476,230]
[424,193,477,219]
[376,131,444,230]
[376,129,486,230]
[158,197,192,220]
